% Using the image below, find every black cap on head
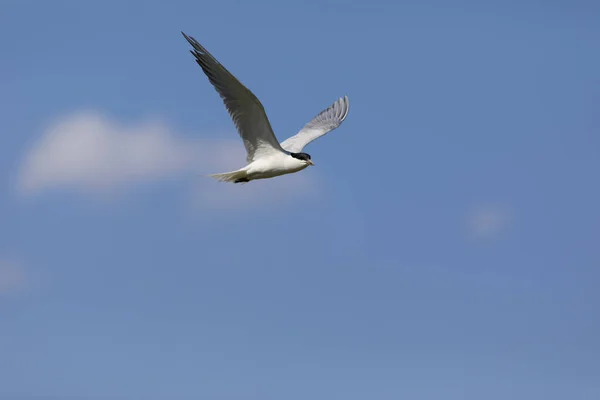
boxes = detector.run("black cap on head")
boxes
[290,152,311,161]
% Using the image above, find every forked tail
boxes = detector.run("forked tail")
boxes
[208,169,249,183]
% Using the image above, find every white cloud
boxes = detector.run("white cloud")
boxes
[16,111,316,207]
[0,258,26,296]
[467,205,512,238]
[18,111,219,193]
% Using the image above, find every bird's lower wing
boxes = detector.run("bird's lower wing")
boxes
[280,96,349,153]
[182,32,285,162]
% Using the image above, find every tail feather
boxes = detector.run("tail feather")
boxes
[209,169,249,183]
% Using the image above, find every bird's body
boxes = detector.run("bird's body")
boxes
[182,31,349,183]
[211,152,310,183]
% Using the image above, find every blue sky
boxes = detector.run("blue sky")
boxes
[1,0,599,399]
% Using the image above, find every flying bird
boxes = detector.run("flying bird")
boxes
[182,31,349,183]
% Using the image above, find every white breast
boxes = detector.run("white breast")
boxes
[245,153,308,180]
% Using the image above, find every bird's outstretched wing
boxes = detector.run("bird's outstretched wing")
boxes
[280,96,349,153]
[182,32,285,163]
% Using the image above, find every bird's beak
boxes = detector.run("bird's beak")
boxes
[307,160,315,166]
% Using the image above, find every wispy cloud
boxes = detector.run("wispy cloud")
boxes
[16,111,315,207]
[18,111,225,194]
[467,205,512,238]
[0,258,26,296]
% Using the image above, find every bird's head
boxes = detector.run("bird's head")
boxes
[290,152,314,166]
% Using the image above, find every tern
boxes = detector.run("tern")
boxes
[182,32,349,183]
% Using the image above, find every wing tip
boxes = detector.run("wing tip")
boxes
[338,95,350,122]
[181,31,194,44]
[181,31,220,67]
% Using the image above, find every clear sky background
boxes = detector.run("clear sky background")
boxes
[1,0,599,399]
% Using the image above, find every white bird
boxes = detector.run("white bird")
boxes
[182,32,349,183]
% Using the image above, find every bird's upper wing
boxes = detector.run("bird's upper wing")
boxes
[280,96,349,153]
[182,32,285,163]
